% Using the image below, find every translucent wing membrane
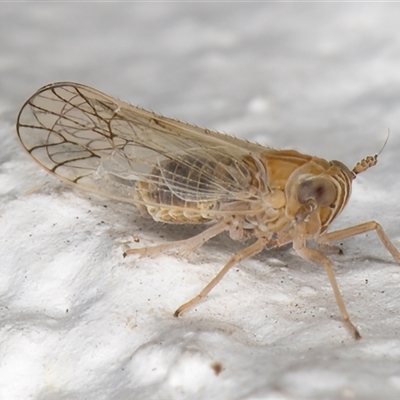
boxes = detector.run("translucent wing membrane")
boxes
[16,82,265,206]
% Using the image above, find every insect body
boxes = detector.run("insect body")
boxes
[16,82,400,339]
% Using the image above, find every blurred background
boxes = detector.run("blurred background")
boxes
[3,3,400,168]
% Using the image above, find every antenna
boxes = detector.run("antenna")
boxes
[352,130,390,175]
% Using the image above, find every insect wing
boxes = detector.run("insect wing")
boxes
[16,82,264,205]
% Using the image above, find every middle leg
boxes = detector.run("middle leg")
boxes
[174,237,269,317]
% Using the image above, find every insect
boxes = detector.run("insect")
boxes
[16,82,400,340]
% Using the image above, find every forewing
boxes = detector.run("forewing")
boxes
[16,82,265,205]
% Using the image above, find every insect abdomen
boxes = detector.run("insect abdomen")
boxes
[135,157,218,223]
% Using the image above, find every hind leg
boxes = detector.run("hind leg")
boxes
[123,220,228,258]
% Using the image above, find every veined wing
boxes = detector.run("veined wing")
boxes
[16,82,267,205]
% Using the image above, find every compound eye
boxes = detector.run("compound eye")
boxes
[297,177,337,207]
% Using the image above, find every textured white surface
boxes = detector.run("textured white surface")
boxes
[2,3,400,399]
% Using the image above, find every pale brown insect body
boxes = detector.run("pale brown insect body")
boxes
[16,82,400,340]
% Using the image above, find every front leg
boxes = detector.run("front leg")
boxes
[318,221,400,263]
[294,242,361,340]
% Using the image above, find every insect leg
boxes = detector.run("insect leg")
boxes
[318,221,400,262]
[123,220,229,258]
[174,237,269,317]
[294,244,361,340]
[317,243,343,255]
